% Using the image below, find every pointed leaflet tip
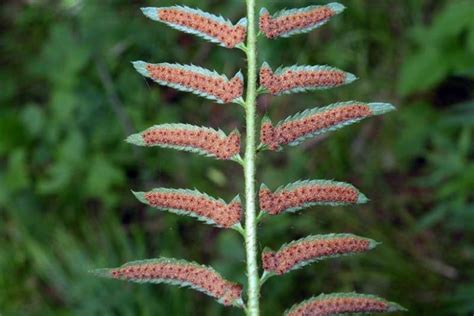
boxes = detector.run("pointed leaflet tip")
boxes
[260,183,270,190]
[262,246,275,254]
[132,61,149,78]
[89,268,113,278]
[141,7,158,21]
[233,70,244,81]
[327,2,346,14]
[357,192,369,204]
[237,17,248,26]
[231,195,241,204]
[344,72,358,84]
[132,191,148,204]
[229,128,241,137]
[261,61,271,69]
[368,102,397,115]
[388,301,408,312]
[125,132,145,146]
[261,115,272,124]
[368,238,382,250]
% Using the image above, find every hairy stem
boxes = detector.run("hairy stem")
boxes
[243,0,259,315]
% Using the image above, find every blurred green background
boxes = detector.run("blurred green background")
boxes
[1,0,474,315]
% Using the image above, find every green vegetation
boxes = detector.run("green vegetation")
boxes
[1,0,473,315]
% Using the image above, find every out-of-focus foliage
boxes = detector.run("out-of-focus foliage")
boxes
[0,0,472,315]
[399,1,474,95]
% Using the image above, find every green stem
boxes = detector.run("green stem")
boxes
[243,0,259,315]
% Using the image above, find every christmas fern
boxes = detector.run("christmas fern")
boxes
[91,2,406,315]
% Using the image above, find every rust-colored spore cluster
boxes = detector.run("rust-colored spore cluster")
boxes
[259,184,358,215]
[287,296,390,316]
[144,191,241,228]
[261,104,373,150]
[260,121,278,150]
[259,6,335,39]
[146,64,243,103]
[110,262,242,306]
[142,128,240,160]
[262,237,371,275]
[259,65,346,95]
[158,8,246,48]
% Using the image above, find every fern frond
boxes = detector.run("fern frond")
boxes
[285,292,406,316]
[259,62,356,95]
[133,188,241,228]
[259,180,368,215]
[261,102,396,150]
[141,6,247,48]
[91,258,243,307]
[259,3,345,39]
[133,61,244,104]
[126,124,241,160]
[262,234,378,275]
